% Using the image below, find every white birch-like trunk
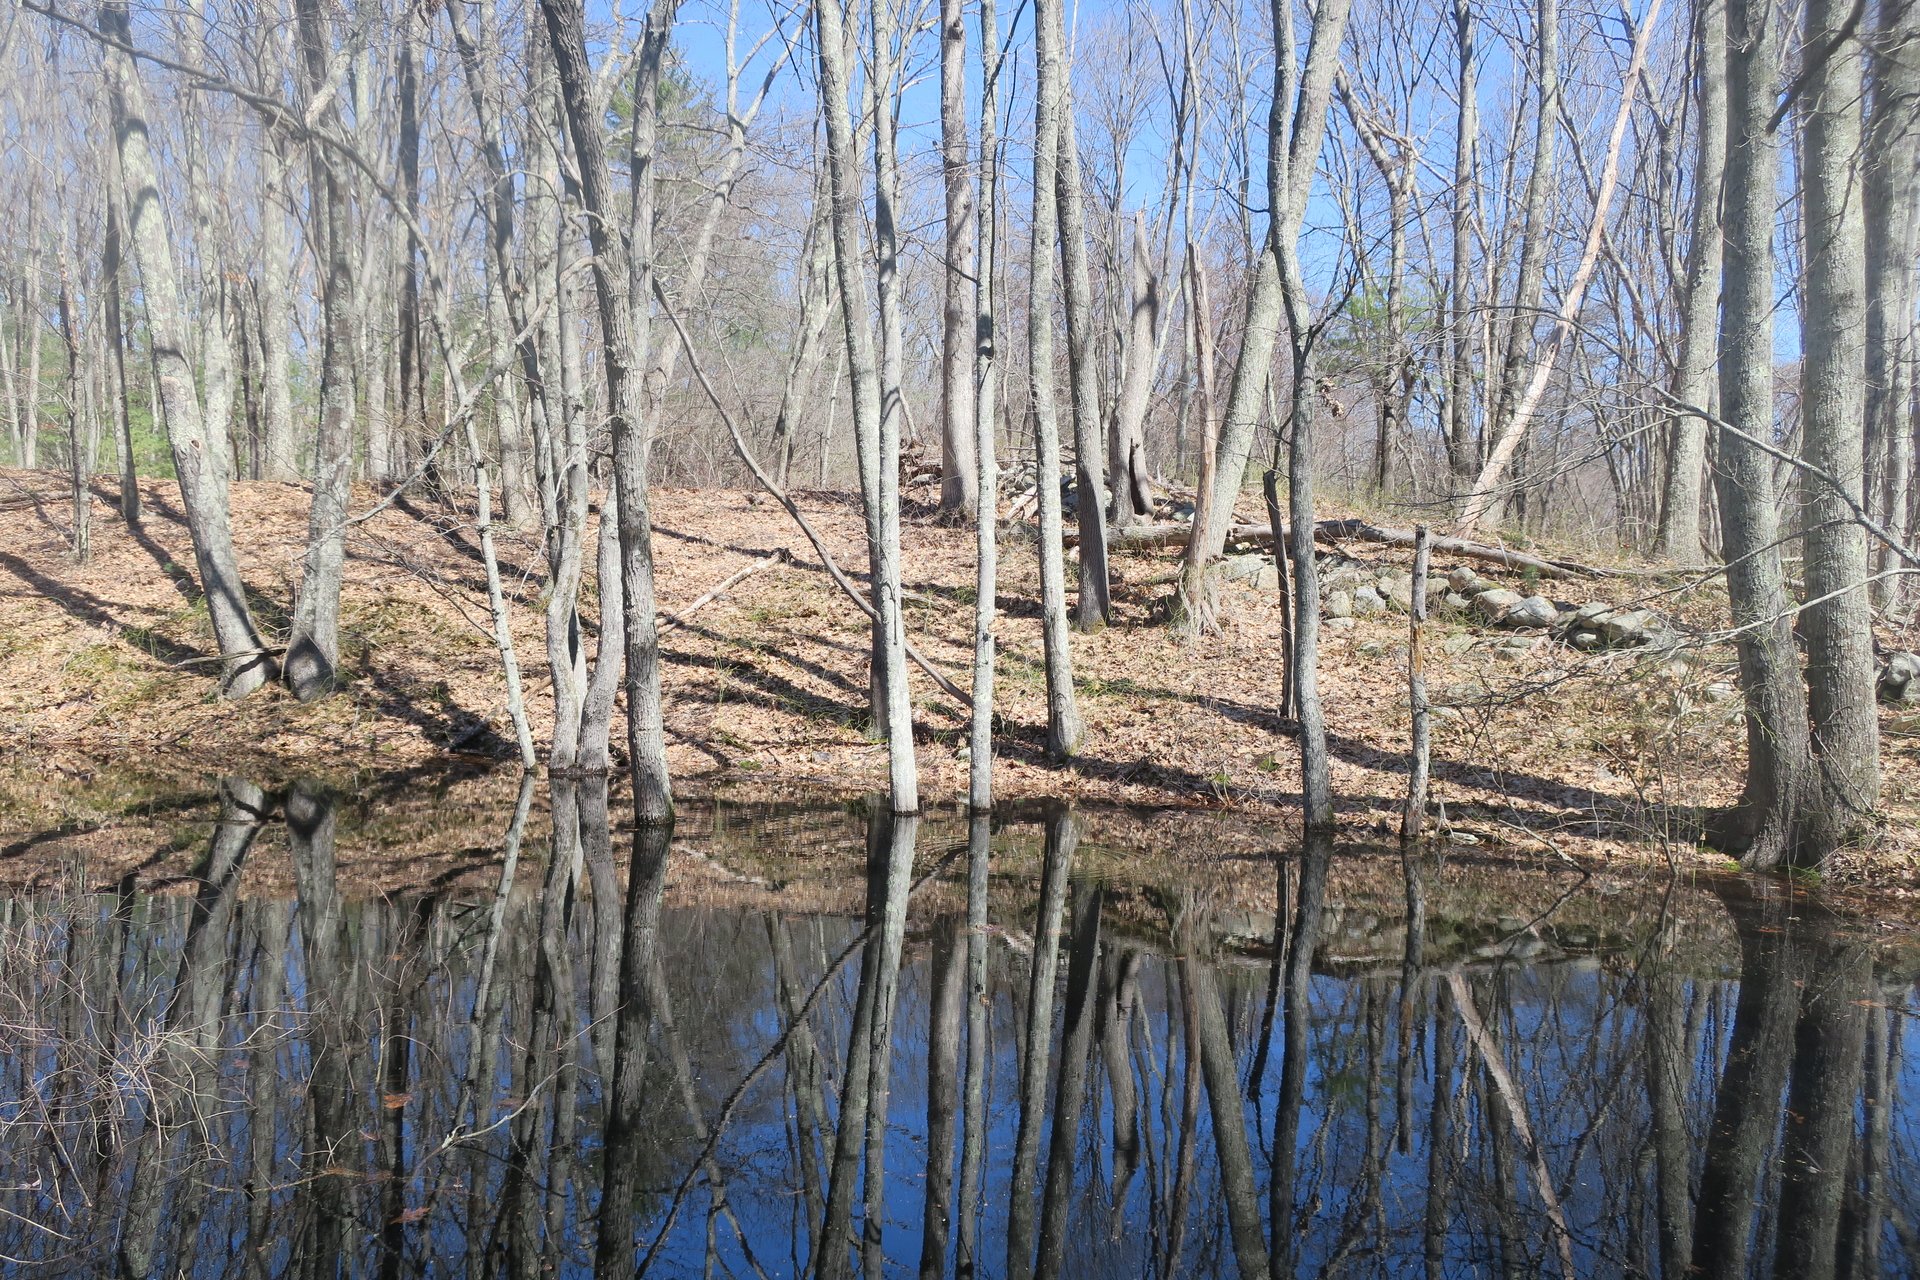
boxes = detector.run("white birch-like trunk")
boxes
[97,0,271,697]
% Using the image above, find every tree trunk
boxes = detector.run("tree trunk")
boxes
[98,0,272,698]
[1027,0,1084,758]
[257,124,298,483]
[395,5,425,484]
[1445,0,1480,480]
[1184,0,1351,605]
[1110,212,1159,527]
[1479,0,1560,525]
[1866,0,1920,607]
[543,0,677,818]
[284,0,359,702]
[937,0,978,519]
[813,0,920,809]
[1713,0,1813,868]
[102,177,138,524]
[1053,59,1111,629]
[56,241,87,563]
[1655,0,1728,560]
[1799,0,1879,842]
[968,0,1005,811]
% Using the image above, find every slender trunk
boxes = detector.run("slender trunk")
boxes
[258,127,297,483]
[918,917,964,1279]
[1110,212,1159,526]
[98,0,272,697]
[1028,0,1084,758]
[1656,0,1728,559]
[938,0,978,519]
[1446,0,1479,479]
[1713,0,1813,868]
[102,181,138,524]
[1175,249,1220,633]
[1053,58,1110,628]
[284,0,359,702]
[1480,0,1560,524]
[1866,0,1920,607]
[1184,0,1352,607]
[1799,0,1879,843]
[814,0,920,808]
[56,242,87,563]
[541,0,677,821]
[968,0,1004,810]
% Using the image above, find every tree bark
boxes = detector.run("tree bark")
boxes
[1053,53,1111,629]
[1182,0,1351,610]
[1478,0,1560,526]
[283,0,359,702]
[101,174,138,525]
[1445,0,1480,479]
[98,0,272,698]
[968,0,1005,811]
[1800,0,1880,843]
[540,0,677,822]
[1866,0,1920,607]
[1713,0,1813,868]
[814,0,921,808]
[937,0,978,519]
[1028,0,1084,758]
[1655,0,1728,559]
[1110,212,1159,526]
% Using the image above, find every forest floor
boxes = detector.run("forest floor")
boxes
[2,466,1917,894]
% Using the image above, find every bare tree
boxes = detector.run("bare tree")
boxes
[1713,0,1813,868]
[938,0,977,519]
[1030,0,1086,757]
[1799,0,1880,840]
[97,0,272,698]
[541,0,678,820]
[1655,0,1728,560]
[282,0,361,702]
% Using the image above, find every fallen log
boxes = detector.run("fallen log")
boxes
[1092,517,1621,580]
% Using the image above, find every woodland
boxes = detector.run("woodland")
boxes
[0,0,1918,875]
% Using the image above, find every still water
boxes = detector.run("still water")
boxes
[0,777,1915,1277]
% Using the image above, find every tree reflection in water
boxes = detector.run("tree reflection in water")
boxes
[0,788,1914,1277]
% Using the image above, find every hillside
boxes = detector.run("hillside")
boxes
[2,468,1915,885]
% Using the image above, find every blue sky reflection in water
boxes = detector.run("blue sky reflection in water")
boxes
[0,782,1912,1277]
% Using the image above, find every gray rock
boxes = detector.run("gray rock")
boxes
[1324,616,1357,632]
[1599,608,1659,647]
[1471,588,1526,622]
[1324,589,1354,619]
[1255,563,1280,591]
[1448,566,1484,594]
[1508,594,1560,628]
[1441,591,1473,614]
[1321,565,1373,594]
[1220,553,1268,584]
[1881,651,1920,704]
[1569,629,1603,651]
[1352,584,1386,615]
[1380,573,1416,612]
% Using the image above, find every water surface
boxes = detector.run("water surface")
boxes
[0,778,1914,1277]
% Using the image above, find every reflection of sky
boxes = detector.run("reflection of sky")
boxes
[2,891,1913,1277]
